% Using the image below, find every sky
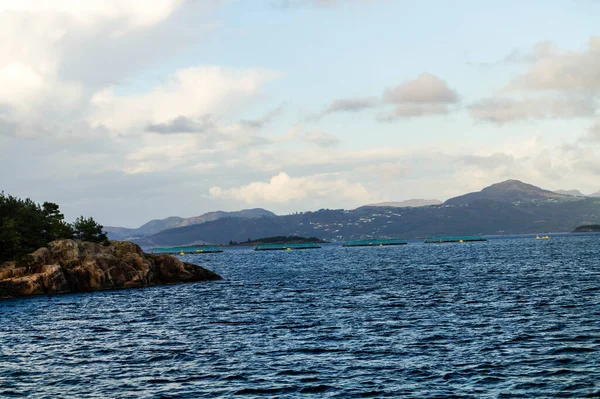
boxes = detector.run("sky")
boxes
[1,0,600,227]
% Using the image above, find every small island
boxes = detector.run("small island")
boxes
[0,192,221,299]
[573,224,600,233]
[228,236,328,246]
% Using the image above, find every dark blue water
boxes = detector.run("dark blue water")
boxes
[1,235,600,398]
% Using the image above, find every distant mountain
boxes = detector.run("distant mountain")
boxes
[133,195,600,247]
[554,189,587,197]
[445,180,572,206]
[180,209,276,227]
[117,179,600,248]
[134,216,186,236]
[360,199,442,208]
[589,191,600,198]
[105,208,276,240]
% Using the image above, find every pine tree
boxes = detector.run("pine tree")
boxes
[72,216,108,243]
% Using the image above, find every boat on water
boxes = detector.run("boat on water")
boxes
[424,236,487,244]
[342,238,407,247]
[151,245,224,254]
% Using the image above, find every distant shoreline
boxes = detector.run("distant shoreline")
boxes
[573,225,600,233]
[149,231,600,250]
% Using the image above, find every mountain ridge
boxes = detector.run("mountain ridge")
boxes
[444,179,573,206]
[131,179,600,247]
[360,199,442,208]
[105,208,276,240]
[554,189,587,197]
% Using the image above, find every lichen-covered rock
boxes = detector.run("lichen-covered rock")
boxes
[0,240,221,299]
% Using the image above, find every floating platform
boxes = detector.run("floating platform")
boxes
[424,236,487,244]
[151,245,223,255]
[254,243,321,251]
[343,239,407,247]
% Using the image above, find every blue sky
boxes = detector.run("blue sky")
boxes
[1,0,599,226]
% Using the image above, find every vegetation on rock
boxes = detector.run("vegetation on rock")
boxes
[0,192,107,262]
[72,216,108,243]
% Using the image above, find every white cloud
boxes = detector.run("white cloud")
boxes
[377,103,451,121]
[0,0,227,148]
[470,37,600,124]
[146,115,216,134]
[121,118,273,174]
[88,67,280,131]
[0,61,84,122]
[319,72,459,121]
[503,41,558,64]
[0,0,224,136]
[272,0,381,8]
[0,1,183,103]
[0,62,45,104]
[324,97,379,114]
[353,161,408,184]
[187,162,219,173]
[209,172,373,204]
[240,104,285,129]
[0,1,282,181]
[469,96,597,124]
[587,121,600,141]
[0,1,183,30]
[124,134,198,174]
[302,131,340,147]
[383,73,459,105]
[458,153,515,169]
[380,73,459,120]
[277,127,340,147]
[508,37,600,92]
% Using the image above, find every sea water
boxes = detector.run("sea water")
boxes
[1,235,599,397]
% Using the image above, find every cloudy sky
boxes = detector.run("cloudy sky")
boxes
[1,0,600,227]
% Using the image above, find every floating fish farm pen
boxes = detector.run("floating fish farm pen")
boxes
[254,243,321,251]
[151,245,223,255]
[343,239,408,247]
[424,236,487,244]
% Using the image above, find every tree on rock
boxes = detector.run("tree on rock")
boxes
[42,202,74,241]
[0,192,110,262]
[1,192,47,261]
[72,216,108,243]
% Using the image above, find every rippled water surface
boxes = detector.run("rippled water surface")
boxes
[2,235,600,398]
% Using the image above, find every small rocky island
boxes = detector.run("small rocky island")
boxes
[228,235,327,246]
[0,240,221,299]
[573,224,600,233]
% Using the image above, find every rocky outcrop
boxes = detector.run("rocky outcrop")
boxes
[0,240,221,299]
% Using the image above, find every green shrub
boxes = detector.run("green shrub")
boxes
[0,192,107,262]
[72,216,108,243]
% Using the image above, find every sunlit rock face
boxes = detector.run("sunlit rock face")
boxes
[0,240,221,298]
